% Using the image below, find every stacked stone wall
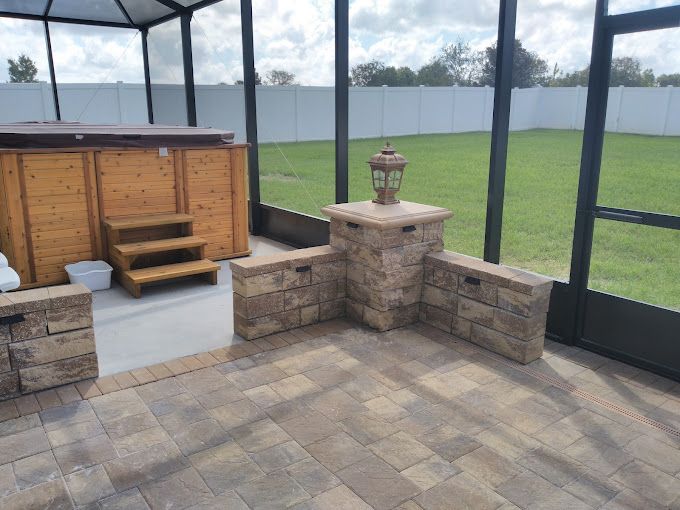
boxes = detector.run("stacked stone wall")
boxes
[231,210,553,365]
[421,251,553,363]
[0,284,97,399]
[231,246,346,340]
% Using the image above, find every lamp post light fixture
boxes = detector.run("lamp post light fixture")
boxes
[368,142,408,205]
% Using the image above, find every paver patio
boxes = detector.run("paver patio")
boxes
[1,319,680,509]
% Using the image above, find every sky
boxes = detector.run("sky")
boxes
[0,0,678,86]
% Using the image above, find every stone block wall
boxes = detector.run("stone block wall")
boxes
[0,284,98,399]
[421,251,553,363]
[330,218,444,331]
[231,246,346,340]
[231,204,554,364]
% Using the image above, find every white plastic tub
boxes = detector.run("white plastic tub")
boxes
[65,260,113,291]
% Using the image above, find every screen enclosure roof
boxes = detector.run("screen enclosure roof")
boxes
[0,0,222,29]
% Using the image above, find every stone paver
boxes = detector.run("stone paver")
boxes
[284,457,340,497]
[236,471,310,509]
[251,440,309,473]
[64,464,116,506]
[337,455,421,510]
[12,451,60,490]
[139,467,213,510]
[416,472,508,510]
[293,484,372,509]
[1,320,680,509]
[368,431,434,471]
[306,432,372,473]
[401,455,460,491]
[0,427,50,464]
[454,445,524,489]
[190,441,264,495]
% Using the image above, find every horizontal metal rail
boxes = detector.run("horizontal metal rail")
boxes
[603,4,680,34]
[594,206,680,230]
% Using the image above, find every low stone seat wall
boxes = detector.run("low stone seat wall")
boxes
[1,284,98,400]
[231,246,347,339]
[421,251,553,363]
[231,201,555,364]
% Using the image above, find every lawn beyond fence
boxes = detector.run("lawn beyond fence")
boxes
[258,129,679,310]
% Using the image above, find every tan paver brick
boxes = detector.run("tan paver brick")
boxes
[75,380,102,399]
[95,375,121,394]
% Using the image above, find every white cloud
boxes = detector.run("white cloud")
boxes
[0,0,678,87]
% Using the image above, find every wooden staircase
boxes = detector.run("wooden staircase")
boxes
[104,213,220,298]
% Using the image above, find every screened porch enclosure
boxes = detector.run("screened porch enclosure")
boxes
[0,0,679,381]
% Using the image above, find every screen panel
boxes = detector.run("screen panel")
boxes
[191,2,246,138]
[120,0,173,25]
[49,22,145,123]
[0,18,55,121]
[49,0,127,23]
[0,0,47,15]
[500,0,596,281]
[253,0,335,218]
[347,0,499,259]
[148,17,188,126]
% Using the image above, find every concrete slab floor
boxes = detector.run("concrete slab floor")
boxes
[93,236,292,376]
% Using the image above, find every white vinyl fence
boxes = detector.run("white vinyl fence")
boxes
[1,82,679,142]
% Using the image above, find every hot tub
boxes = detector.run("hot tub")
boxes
[0,122,250,288]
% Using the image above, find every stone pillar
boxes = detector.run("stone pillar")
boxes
[321,201,452,332]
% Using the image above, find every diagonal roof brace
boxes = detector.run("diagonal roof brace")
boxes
[152,0,190,13]
[112,0,139,29]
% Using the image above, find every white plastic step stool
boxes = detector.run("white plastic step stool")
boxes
[0,267,20,292]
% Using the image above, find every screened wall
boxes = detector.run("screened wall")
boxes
[1,0,680,379]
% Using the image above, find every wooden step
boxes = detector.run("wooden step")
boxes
[112,236,207,257]
[121,259,220,298]
[104,213,194,231]
[125,259,220,285]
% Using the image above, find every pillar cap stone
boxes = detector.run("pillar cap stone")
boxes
[321,200,452,230]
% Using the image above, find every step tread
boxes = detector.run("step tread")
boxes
[104,213,194,231]
[124,259,220,284]
[113,236,207,256]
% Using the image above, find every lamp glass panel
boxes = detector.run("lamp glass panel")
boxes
[373,169,385,188]
[387,170,401,190]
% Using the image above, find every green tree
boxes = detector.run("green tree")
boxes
[383,66,417,86]
[7,54,38,83]
[610,57,655,86]
[351,60,385,86]
[550,67,589,86]
[350,60,417,86]
[439,39,481,86]
[657,73,680,87]
[416,59,452,86]
[265,69,296,86]
[234,70,262,85]
[479,39,549,88]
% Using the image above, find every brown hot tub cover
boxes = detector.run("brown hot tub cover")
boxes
[0,122,235,149]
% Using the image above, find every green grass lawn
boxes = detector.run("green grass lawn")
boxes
[258,129,680,310]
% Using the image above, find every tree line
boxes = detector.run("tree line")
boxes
[8,45,680,88]
[350,39,680,88]
[6,53,300,87]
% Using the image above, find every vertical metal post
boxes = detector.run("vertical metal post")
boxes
[180,13,197,127]
[483,0,517,263]
[240,0,262,234]
[141,29,154,124]
[568,0,613,343]
[335,0,349,204]
[43,21,60,121]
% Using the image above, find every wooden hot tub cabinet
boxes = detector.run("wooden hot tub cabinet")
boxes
[0,144,250,289]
